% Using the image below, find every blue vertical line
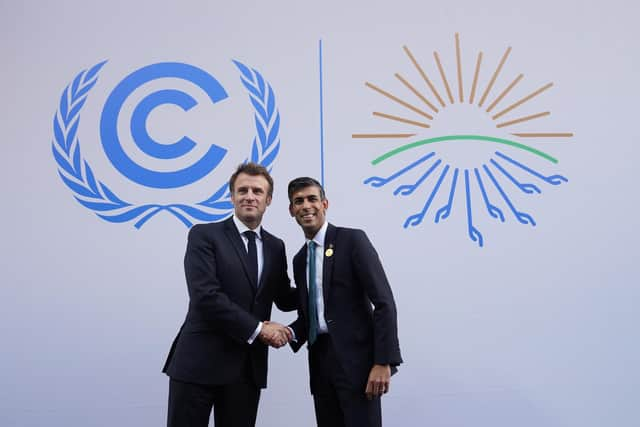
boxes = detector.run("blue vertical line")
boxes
[319,39,325,186]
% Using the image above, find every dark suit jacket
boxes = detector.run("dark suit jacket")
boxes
[163,217,296,389]
[289,224,402,393]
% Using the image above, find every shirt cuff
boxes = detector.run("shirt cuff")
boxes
[248,322,263,344]
[287,326,297,343]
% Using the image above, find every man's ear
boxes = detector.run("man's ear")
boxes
[265,195,272,206]
[289,204,295,217]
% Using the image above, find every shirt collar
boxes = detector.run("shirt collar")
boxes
[233,215,263,241]
[306,221,328,247]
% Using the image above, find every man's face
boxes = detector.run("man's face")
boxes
[289,185,328,239]
[231,172,272,228]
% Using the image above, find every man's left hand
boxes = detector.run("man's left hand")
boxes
[365,364,391,400]
[259,320,292,348]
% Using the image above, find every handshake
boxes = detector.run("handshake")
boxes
[258,321,293,348]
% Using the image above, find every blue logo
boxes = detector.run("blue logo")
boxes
[353,34,573,247]
[52,60,281,228]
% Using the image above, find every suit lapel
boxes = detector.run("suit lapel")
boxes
[257,229,272,292]
[223,218,257,291]
[294,244,309,319]
[321,224,337,304]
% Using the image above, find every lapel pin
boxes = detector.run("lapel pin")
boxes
[325,244,334,258]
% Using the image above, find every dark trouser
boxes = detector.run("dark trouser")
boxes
[167,378,260,427]
[310,334,382,427]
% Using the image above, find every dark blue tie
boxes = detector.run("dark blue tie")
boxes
[244,231,258,286]
[308,241,319,346]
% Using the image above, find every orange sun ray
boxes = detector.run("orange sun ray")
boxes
[395,73,439,113]
[455,33,464,103]
[352,133,416,138]
[486,74,524,113]
[403,45,446,107]
[434,51,454,104]
[478,46,511,107]
[496,111,550,128]
[365,82,434,120]
[373,111,431,128]
[511,132,573,138]
[492,82,553,119]
[469,52,483,104]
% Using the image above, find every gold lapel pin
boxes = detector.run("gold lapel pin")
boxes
[325,244,334,257]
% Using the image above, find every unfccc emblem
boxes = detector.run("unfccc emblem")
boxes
[51,60,281,228]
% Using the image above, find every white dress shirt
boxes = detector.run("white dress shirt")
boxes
[232,215,264,282]
[307,221,329,334]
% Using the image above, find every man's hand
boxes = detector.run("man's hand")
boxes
[259,321,292,348]
[365,364,391,400]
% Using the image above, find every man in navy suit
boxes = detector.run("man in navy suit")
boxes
[286,177,402,427]
[163,163,297,427]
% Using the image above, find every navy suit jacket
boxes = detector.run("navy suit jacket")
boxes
[163,217,296,388]
[289,224,402,392]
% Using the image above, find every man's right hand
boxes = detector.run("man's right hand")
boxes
[259,321,292,348]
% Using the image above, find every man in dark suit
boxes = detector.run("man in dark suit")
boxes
[163,163,297,427]
[286,177,402,427]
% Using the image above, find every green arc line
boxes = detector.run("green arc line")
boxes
[371,134,559,165]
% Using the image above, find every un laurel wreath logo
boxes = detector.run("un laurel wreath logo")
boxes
[52,60,281,228]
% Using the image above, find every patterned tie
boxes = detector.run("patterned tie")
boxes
[307,241,319,346]
[244,231,258,286]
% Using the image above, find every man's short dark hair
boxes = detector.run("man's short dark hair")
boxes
[229,163,274,196]
[287,177,326,203]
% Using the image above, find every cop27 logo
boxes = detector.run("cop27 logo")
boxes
[353,34,573,247]
[52,60,280,228]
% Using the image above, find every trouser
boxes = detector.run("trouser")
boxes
[167,378,260,427]
[309,334,382,427]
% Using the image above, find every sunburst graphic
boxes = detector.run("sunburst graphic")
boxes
[353,33,573,247]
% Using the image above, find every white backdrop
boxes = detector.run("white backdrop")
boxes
[1,1,639,426]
